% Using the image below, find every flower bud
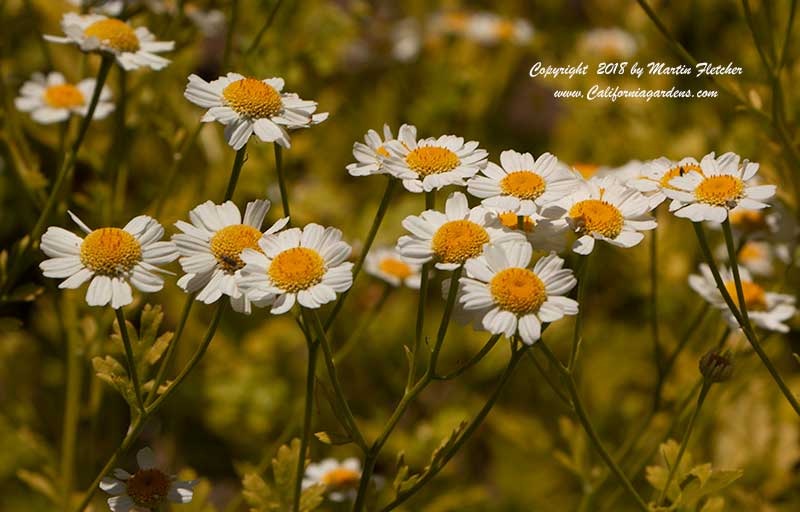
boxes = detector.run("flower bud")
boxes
[699,349,734,382]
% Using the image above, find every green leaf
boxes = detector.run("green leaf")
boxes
[242,441,324,512]
[146,331,173,365]
[314,431,351,445]
[17,469,59,504]
[92,356,135,406]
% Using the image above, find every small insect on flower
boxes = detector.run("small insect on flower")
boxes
[689,264,796,332]
[39,212,177,309]
[172,200,288,314]
[44,13,174,71]
[382,125,488,193]
[627,156,701,209]
[100,447,197,511]
[303,458,362,502]
[237,223,353,314]
[543,176,656,255]
[467,150,578,214]
[457,241,579,345]
[14,71,114,124]
[396,191,524,271]
[184,73,327,150]
[347,124,409,177]
[662,152,776,223]
[365,246,423,288]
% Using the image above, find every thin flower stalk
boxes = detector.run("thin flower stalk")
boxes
[73,302,225,512]
[323,177,397,331]
[693,222,800,416]
[293,309,319,512]
[115,307,145,414]
[3,55,114,297]
[380,343,528,511]
[568,254,590,371]
[656,380,713,505]
[537,339,650,512]
[407,190,436,388]
[274,145,290,218]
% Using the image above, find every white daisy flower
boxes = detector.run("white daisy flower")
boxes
[689,264,795,333]
[14,71,113,125]
[715,240,774,277]
[484,196,567,252]
[67,0,126,15]
[396,191,524,271]
[184,73,327,151]
[458,242,578,345]
[172,200,288,314]
[346,124,405,177]
[364,246,422,288]
[99,447,197,511]
[467,150,577,213]
[628,156,702,208]
[39,212,177,309]
[663,152,776,223]
[383,125,488,193]
[577,27,638,59]
[237,224,353,314]
[302,457,361,502]
[464,12,534,46]
[544,177,657,255]
[44,13,174,71]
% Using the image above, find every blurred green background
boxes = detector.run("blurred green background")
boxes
[1,0,799,510]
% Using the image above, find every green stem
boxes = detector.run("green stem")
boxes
[106,68,127,225]
[334,283,393,364]
[779,0,798,70]
[222,0,239,69]
[721,219,751,327]
[73,303,224,512]
[693,222,800,416]
[304,309,367,451]
[524,349,572,408]
[429,266,463,376]
[292,320,318,512]
[657,381,712,505]
[650,226,664,385]
[145,293,195,405]
[2,55,113,297]
[537,340,649,512]
[568,254,590,371]
[224,143,248,202]
[380,344,528,511]
[435,334,501,381]
[60,296,82,510]
[273,144,291,220]
[245,0,285,55]
[115,307,145,414]
[407,191,435,389]
[153,123,204,217]
[323,178,396,331]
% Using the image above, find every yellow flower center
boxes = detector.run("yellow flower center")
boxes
[80,228,142,276]
[83,19,140,52]
[490,267,547,315]
[730,209,767,233]
[498,211,536,232]
[695,175,744,206]
[210,224,263,273]
[500,171,546,200]
[268,247,326,292]
[723,279,767,311]
[125,468,171,509]
[321,467,360,491]
[431,220,490,264]
[659,163,702,189]
[573,163,599,179]
[495,20,516,40]
[44,84,85,109]
[378,257,412,279]
[222,78,283,119]
[738,242,765,264]
[568,199,624,239]
[405,146,460,177]
[376,145,390,158]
